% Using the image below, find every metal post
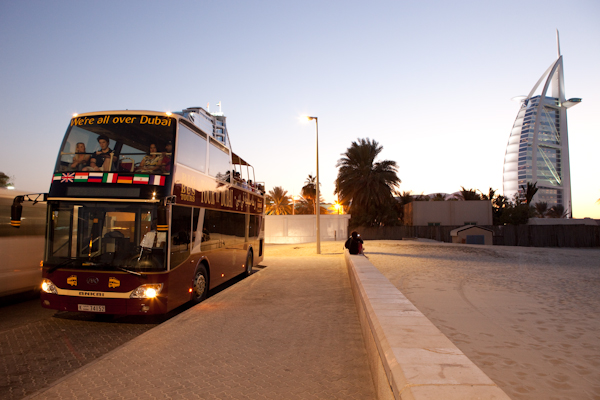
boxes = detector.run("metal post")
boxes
[315,117,321,254]
[308,116,321,254]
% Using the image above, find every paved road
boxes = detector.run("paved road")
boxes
[0,295,162,399]
[22,244,375,399]
[0,275,247,400]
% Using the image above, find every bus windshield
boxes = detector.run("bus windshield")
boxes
[47,201,166,272]
[55,114,175,175]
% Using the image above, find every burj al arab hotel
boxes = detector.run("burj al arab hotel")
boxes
[502,32,581,216]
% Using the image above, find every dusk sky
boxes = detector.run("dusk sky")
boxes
[1,1,599,218]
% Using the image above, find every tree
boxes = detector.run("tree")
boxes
[491,194,509,225]
[534,202,548,218]
[265,186,292,215]
[414,193,429,201]
[335,138,401,227]
[395,191,414,224]
[0,172,13,187]
[480,188,496,201]
[520,181,539,204]
[499,194,535,225]
[429,193,447,201]
[547,204,567,218]
[299,174,324,214]
[455,186,481,201]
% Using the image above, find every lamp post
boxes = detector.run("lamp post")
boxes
[307,116,320,254]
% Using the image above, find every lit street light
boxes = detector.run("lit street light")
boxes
[306,116,320,254]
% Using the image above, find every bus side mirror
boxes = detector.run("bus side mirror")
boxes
[11,196,24,228]
[157,205,168,232]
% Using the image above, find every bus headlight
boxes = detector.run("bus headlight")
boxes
[130,284,163,299]
[41,279,58,294]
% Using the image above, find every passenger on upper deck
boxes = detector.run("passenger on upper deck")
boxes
[136,144,163,173]
[161,141,172,173]
[70,142,91,171]
[85,135,115,172]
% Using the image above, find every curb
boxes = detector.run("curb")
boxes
[345,250,511,400]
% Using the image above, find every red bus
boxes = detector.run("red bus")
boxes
[12,107,264,315]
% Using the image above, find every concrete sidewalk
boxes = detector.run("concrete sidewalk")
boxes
[29,244,376,399]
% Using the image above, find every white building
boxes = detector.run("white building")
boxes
[502,32,581,215]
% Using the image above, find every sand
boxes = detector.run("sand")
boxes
[363,240,600,400]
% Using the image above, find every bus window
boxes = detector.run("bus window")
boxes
[118,144,146,172]
[249,215,260,240]
[46,202,166,271]
[203,209,245,247]
[50,207,72,258]
[208,140,230,179]
[177,124,207,173]
[170,205,192,267]
[56,114,175,174]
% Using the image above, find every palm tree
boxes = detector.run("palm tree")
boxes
[265,186,292,215]
[398,191,413,205]
[520,181,539,204]
[414,193,429,201]
[335,138,401,227]
[298,174,324,214]
[395,191,413,224]
[455,186,481,201]
[429,193,446,201]
[0,172,12,187]
[547,204,567,218]
[480,188,496,201]
[534,201,548,218]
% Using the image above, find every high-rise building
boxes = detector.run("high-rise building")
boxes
[502,32,581,216]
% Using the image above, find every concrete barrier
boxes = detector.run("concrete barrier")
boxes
[345,251,511,400]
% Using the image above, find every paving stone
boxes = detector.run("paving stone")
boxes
[21,246,375,399]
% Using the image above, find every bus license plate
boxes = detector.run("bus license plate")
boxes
[78,304,106,312]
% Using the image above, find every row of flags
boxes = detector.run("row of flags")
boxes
[53,172,166,186]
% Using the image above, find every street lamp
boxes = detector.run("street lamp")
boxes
[292,195,298,215]
[306,116,320,254]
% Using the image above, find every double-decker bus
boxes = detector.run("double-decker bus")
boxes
[11,107,264,315]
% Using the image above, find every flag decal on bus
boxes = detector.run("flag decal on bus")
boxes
[61,173,75,183]
[150,175,165,186]
[103,173,118,183]
[75,172,88,182]
[88,172,103,183]
[133,174,149,184]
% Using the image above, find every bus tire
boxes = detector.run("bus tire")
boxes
[244,250,253,277]
[191,264,208,304]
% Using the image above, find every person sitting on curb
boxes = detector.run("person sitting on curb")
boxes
[345,231,364,255]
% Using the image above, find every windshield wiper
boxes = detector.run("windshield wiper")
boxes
[117,267,147,278]
[47,259,80,273]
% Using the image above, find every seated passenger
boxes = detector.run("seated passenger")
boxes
[70,142,91,171]
[136,143,163,173]
[234,172,242,185]
[85,135,115,171]
[161,141,173,173]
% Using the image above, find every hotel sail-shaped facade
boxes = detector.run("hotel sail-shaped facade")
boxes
[502,34,581,216]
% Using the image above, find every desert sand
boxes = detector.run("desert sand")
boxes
[362,240,600,400]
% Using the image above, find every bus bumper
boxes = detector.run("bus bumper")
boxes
[40,293,169,315]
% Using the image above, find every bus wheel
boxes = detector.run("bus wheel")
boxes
[191,264,208,303]
[244,251,253,276]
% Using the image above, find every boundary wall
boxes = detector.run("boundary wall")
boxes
[265,214,350,244]
[345,251,511,400]
[357,224,600,247]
